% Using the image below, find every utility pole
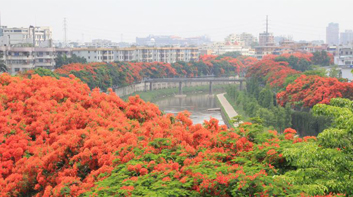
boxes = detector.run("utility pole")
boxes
[266,15,268,34]
[265,15,269,44]
[63,18,67,47]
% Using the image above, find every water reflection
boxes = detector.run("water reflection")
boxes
[155,94,225,125]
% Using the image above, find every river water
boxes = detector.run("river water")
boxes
[155,94,225,125]
[341,68,353,80]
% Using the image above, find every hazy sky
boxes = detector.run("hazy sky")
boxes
[1,0,353,43]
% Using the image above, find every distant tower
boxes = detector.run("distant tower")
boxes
[259,15,274,46]
[326,23,339,45]
[63,18,67,46]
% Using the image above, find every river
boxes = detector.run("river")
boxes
[155,94,225,125]
[341,68,353,80]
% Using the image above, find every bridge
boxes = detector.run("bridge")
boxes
[143,77,246,95]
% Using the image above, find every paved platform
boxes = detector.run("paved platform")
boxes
[217,93,242,127]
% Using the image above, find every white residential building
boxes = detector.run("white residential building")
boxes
[225,34,243,46]
[72,47,199,63]
[200,42,255,57]
[0,47,71,74]
[334,45,353,66]
[224,33,257,47]
[0,26,52,47]
[334,55,353,66]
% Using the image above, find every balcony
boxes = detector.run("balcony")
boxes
[36,55,54,59]
[7,63,34,68]
[6,56,34,60]
[35,62,55,67]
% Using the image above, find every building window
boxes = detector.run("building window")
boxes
[15,68,20,72]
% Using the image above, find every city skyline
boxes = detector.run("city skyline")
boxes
[1,0,353,43]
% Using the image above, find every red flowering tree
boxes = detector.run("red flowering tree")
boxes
[1,73,343,196]
[277,75,353,108]
[247,59,300,89]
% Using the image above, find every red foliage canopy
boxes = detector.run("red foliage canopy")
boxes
[277,75,353,107]
[247,59,300,88]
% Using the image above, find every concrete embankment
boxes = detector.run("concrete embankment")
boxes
[216,93,242,128]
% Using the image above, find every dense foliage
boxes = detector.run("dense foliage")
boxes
[277,75,353,108]
[48,55,257,90]
[247,53,353,108]
[0,73,348,196]
[311,51,334,66]
[246,58,300,89]
[226,83,292,132]
[54,54,87,69]
[226,81,331,136]
[236,52,345,135]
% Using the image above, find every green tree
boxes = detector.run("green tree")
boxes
[216,51,241,59]
[0,53,8,73]
[297,58,312,71]
[312,51,331,66]
[303,67,327,77]
[54,54,87,69]
[329,65,341,78]
[31,68,60,78]
[283,98,353,195]
[258,87,274,108]
[284,104,292,129]
[256,108,275,127]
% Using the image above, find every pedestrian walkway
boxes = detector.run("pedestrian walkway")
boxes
[217,93,242,127]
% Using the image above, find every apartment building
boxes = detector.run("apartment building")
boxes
[259,32,275,46]
[254,45,279,59]
[340,30,353,45]
[72,48,115,63]
[333,45,353,66]
[72,47,199,63]
[0,26,52,47]
[0,47,71,74]
[225,33,257,47]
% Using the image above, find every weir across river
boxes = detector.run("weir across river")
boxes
[144,77,245,95]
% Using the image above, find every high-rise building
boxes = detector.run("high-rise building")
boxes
[326,23,339,45]
[340,30,353,45]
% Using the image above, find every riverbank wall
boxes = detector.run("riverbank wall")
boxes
[216,93,242,129]
[216,97,233,128]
